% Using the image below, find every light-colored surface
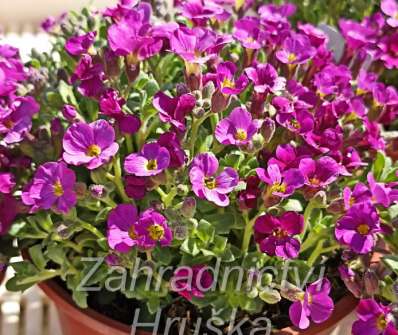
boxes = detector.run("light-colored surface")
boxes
[0,0,116,33]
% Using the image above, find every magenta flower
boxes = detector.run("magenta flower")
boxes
[276,34,316,65]
[189,152,238,207]
[107,204,141,253]
[62,105,78,121]
[233,17,266,49]
[63,120,119,170]
[65,31,96,56]
[171,265,214,301]
[99,89,126,117]
[254,212,304,259]
[0,172,15,194]
[258,3,296,25]
[257,164,304,198]
[245,63,286,94]
[178,0,228,26]
[153,91,196,131]
[237,175,261,210]
[0,194,18,235]
[343,183,371,210]
[107,11,162,60]
[339,19,376,51]
[158,132,186,169]
[378,33,398,69]
[268,144,309,171]
[275,105,314,135]
[124,143,170,177]
[22,162,77,214]
[71,54,105,97]
[289,279,334,329]
[135,208,173,249]
[313,64,352,97]
[170,27,227,64]
[298,23,328,48]
[299,157,341,188]
[215,107,260,146]
[214,61,248,95]
[335,202,381,254]
[381,0,398,27]
[367,173,398,208]
[352,299,398,335]
[0,97,40,144]
[125,176,148,200]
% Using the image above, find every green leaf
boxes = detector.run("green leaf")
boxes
[382,255,398,275]
[196,220,215,243]
[152,246,173,265]
[206,212,236,234]
[181,238,201,256]
[29,245,47,270]
[58,80,77,106]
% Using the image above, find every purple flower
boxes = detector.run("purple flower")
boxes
[124,143,170,176]
[298,23,328,48]
[158,132,186,169]
[178,0,228,26]
[22,162,77,214]
[275,105,314,135]
[268,144,308,171]
[378,33,398,69]
[289,279,334,329]
[107,204,140,253]
[254,212,304,259]
[257,164,304,198]
[299,157,341,188]
[237,175,261,210]
[245,63,286,94]
[258,3,296,25]
[125,176,148,200]
[65,32,96,56]
[0,194,18,235]
[215,107,260,146]
[107,11,162,60]
[71,54,105,97]
[99,89,126,117]
[313,64,352,97]
[335,202,381,254]
[339,19,376,51]
[171,265,214,301]
[170,27,228,64]
[63,120,119,170]
[189,152,238,207]
[214,61,248,95]
[368,173,398,208]
[0,97,40,144]
[136,208,173,249]
[62,105,78,121]
[343,183,372,210]
[233,17,267,49]
[117,114,141,134]
[352,299,398,335]
[0,172,15,194]
[153,91,196,131]
[275,34,316,65]
[381,0,398,27]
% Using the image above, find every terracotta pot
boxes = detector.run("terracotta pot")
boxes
[39,279,358,335]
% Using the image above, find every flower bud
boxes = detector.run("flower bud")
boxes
[202,98,211,110]
[261,118,275,143]
[280,281,303,302]
[259,287,281,304]
[151,200,164,212]
[193,107,205,118]
[89,184,106,199]
[62,105,78,121]
[312,190,327,208]
[181,197,196,218]
[173,224,188,240]
[211,89,228,113]
[176,83,189,96]
[364,269,379,296]
[176,184,189,196]
[75,182,87,199]
[202,81,215,99]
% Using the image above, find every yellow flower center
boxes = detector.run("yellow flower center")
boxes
[222,78,235,89]
[146,159,158,170]
[309,177,321,186]
[4,119,14,129]
[357,223,370,235]
[270,182,287,194]
[235,129,247,141]
[245,36,255,43]
[356,88,367,96]
[273,228,288,239]
[205,177,217,189]
[349,196,356,207]
[288,53,297,63]
[53,181,64,197]
[86,144,102,157]
[148,224,165,241]
[376,314,388,331]
[128,226,138,240]
[290,119,301,129]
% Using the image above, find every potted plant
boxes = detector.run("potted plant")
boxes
[4,0,398,334]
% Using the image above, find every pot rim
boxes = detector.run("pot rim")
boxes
[38,278,358,335]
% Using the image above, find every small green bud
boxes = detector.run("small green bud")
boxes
[259,287,281,304]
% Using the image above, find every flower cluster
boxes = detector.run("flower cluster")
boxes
[3,0,398,333]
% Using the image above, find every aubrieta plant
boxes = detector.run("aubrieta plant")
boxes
[2,0,398,333]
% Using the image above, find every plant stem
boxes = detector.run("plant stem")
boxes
[188,113,211,157]
[125,134,133,153]
[241,213,255,253]
[76,218,104,239]
[112,157,130,203]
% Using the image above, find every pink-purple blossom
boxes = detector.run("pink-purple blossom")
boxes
[276,33,316,65]
[189,152,238,207]
[63,120,119,170]
[215,107,260,146]
[124,143,170,176]
[289,278,334,329]
[381,0,398,27]
[254,212,304,259]
[22,162,77,214]
[65,32,96,56]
